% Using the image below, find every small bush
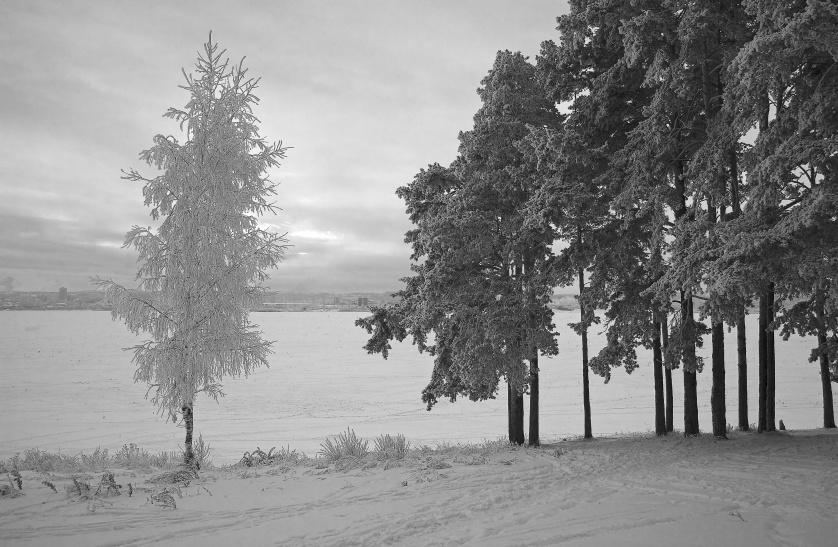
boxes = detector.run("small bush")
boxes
[0,484,21,498]
[150,490,177,509]
[79,447,109,471]
[95,472,121,497]
[373,434,410,460]
[319,428,369,462]
[66,476,92,499]
[10,469,22,490]
[15,449,83,473]
[193,434,212,469]
[113,444,149,468]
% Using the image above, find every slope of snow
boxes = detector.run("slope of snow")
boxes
[2,430,835,546]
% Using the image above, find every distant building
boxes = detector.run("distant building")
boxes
[357,297,369,307]
[58,287,68,302]
[333,296,340,305]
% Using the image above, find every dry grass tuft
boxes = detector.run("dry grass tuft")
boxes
[149,466,198,485]
[319,428,369,463]
[239,445,301,467]
[373,434,410,460]
[113,444,180,470]
[4,444,183,474]
[185,434,212,469]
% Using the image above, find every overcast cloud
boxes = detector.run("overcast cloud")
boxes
[0,0,569,293]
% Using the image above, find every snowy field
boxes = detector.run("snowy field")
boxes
[1,430,836,546]
[0,310,830,464]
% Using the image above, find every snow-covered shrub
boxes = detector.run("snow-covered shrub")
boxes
[319,428,369,462]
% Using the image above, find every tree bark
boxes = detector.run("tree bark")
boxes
[661,319,674,432]
[816,300,836,428]
[729,144,749,432]
[524,248,539,447]
[711,320,727,438]
[818,332,836,429]
[766,283,776,432]
[529,354,540,446]
[706,186,726,439]
[758,291,768,432]
[182,403,196,468]
[682,291,700,435]
[653,319,666,436]
[737,311,749,430]
[579,259,592,439]
[672,158,698,435]
[508,381,525,445]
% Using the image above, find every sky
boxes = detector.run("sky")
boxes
[1,0,569,293]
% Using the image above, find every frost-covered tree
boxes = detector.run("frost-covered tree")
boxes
[95,34,289,467]
[357,52,559,446]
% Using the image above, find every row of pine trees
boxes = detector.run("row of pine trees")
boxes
[357,0,838,444]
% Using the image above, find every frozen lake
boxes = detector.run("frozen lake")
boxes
[0,310,830,463]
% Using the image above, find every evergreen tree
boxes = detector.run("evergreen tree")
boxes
[357,52,559,445]
[95,35,289,467]
[531,0,657,438]
[722,0,838,429]
[669,0,753,439]
[614,1,710,436]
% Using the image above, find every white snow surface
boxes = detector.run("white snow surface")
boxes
[0,310,831,463]
[1,311,837,546]
[1,431,836,546]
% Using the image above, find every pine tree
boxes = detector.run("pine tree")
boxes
[610,1,709,436]
[357,52,559,445]
[714,0,838,431]
[95,34,288,467]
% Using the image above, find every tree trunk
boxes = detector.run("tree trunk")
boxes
[729,142,749,433]
[507,381,512,441]
[819,332,836,429]
[737,311,749,430]
[662,319,674,432]
[653,319,666,436]
[766,283,775,432]
[682,291,700,435]
[816,299,836,428]
[524,248,539,447]
[508,381,525,445]
[529,354,539,446]
[758,291,768,432]
[711,320,727,438]
[579,261,592,439]
[182,403,196,468]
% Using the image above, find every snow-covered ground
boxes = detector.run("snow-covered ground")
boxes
[1,430,836,546]
[0,310,831,463]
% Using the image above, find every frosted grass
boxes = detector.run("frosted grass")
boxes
[0,310,828,463]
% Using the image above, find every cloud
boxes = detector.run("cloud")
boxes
[1,0,569,293]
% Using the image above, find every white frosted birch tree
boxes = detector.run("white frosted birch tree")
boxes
[95,34,289,467]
